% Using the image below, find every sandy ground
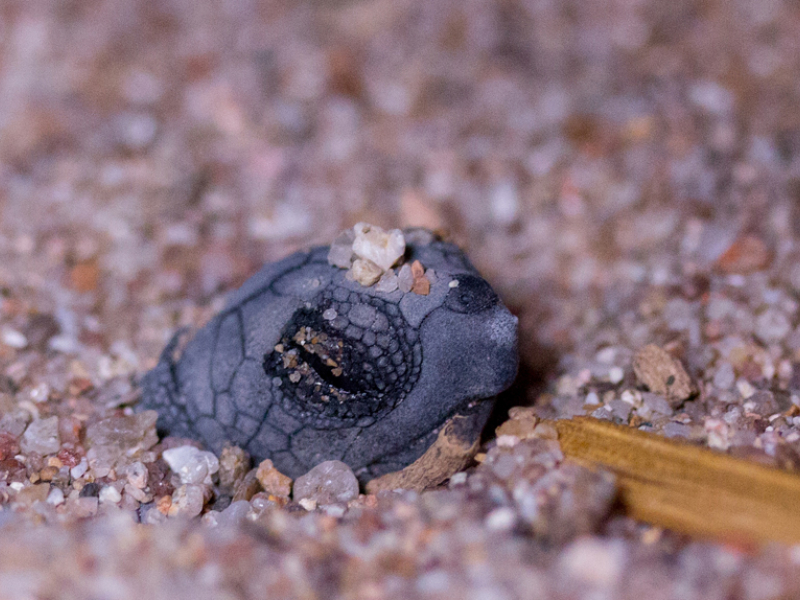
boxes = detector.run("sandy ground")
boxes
[2,0,800,598]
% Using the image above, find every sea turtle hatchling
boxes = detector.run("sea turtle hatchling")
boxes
[140,228,518,488]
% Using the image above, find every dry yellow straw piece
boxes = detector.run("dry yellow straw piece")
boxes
[550,417,800,546]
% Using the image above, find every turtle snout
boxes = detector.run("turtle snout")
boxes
[486,306,519,392]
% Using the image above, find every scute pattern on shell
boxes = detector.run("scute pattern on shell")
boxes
[264,290,422,428]
[140,236,519,483]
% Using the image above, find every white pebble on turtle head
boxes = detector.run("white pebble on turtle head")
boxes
[351,223,406,271]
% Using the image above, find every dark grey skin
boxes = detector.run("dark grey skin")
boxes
[140,236,518,483]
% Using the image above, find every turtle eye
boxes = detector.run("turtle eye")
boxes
[444,274,499,314]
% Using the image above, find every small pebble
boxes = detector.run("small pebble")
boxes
[20,417,61,455]
[490,179,520,226]
[596,347,617,364]
[496,435,520,448]
[67,496,99,519]
[46,487,65,506]
[608,399,632,421]
[144,503,168,524]
[397,264,414,293]
[0,413,28,439]
[84,412,159,467]
[168,484,206,518]
[716,235,771,274]
[24,314,60,351]
[705,418,730,450]
[163,446,220,485]
[321,503,346,518]
[201,511,220,527]
[249,493,279,514]
[713,362,736,390]
[327,229,356,269]
[559,538,627,588]
[410,260,430,295]
[632,344,694,406]
[642,393,673,416]
[1,327,28,349]
[218,445,249,491]
[38,466,58,482]
[756,308,791,344]
[531,423,558,440]
[114,111,158,151]
[126,461,149,489]
[80,482,101,497]
[232,469,261,502]
[374,269,399,293]
[293,460,359,506]
[298,498,317,511]
[13,483,50,507]
[448,472,468,487]
[99,485,122,504]
[124,483,149,503]
[349,258,383,287]
[737,379,755,400]
[495,406,538,440]
[609,367,624,384]
[255,459,292,499]
[351,223,405,270]
[217,500,251,526]
[29,383,50,403]
[486,507,517,531]
[662,422,693,438]
[70,458,89,479]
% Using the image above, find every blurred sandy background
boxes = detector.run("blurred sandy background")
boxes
[2,1,800,598]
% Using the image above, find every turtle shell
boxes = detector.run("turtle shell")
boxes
[140,236,518,484]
